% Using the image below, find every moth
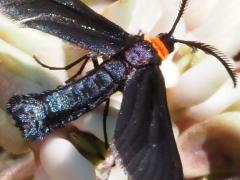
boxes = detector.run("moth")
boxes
[1,0,236,180]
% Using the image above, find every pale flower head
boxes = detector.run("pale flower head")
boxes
[0,0,240,180]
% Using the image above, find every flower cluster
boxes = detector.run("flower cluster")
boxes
[0,0,240,179]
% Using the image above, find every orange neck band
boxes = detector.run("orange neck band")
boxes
[147,37,169,60]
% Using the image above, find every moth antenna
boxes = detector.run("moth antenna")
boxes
[174,39,238,87]
[168,0,188,36]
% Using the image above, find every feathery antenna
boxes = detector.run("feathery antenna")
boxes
[168,0,188,36]
[173,39,237,87]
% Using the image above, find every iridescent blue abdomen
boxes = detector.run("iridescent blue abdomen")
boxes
[7,59,130,139]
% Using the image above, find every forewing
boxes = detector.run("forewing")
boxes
[114,66,183,180]
[0,0,135,55]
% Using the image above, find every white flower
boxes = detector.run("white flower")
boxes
[0,0,240,180]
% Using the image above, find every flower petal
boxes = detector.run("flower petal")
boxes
[187,79,240,121]
[168,57,231,110]
[108,165,128,180]
[0,153,35,179]
[0,15,84,82]
[34,166,53,180]
[102,0,137,31]
[127,0,172,34]
[73,103,118,142]
[184,0,219,31]
[178,112,240,178]
[0,109,29,154]
[161,57,180,88]
[40,137,96,180]
[103,0,180,34]
[150,0,186,36]
[0,39,61,104]
[192,0,240,56]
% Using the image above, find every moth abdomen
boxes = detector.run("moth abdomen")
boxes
[7,60,130,140]
[7,94,48,139]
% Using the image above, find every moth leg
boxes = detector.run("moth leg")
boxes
[191,46,198,53]
[65,55,100,83]
[91,56,110,149]
[103,99,110,149]
[33,55,89,70]
[65,57,90,83]
[137,29,144,38]
[91,56,100,69]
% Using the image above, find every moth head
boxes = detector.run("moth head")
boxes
[157,33,175,54]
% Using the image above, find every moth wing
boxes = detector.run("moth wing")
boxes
[114,66,183,180]
[0,0,135,55]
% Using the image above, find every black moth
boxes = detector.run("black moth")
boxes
[1,0,237,180]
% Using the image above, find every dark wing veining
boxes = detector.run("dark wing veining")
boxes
[0,0,136,55]
[114,66,183,180]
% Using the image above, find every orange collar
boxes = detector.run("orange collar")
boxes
[147,37,169,60]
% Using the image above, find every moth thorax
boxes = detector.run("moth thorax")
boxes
[124,41,160,67]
